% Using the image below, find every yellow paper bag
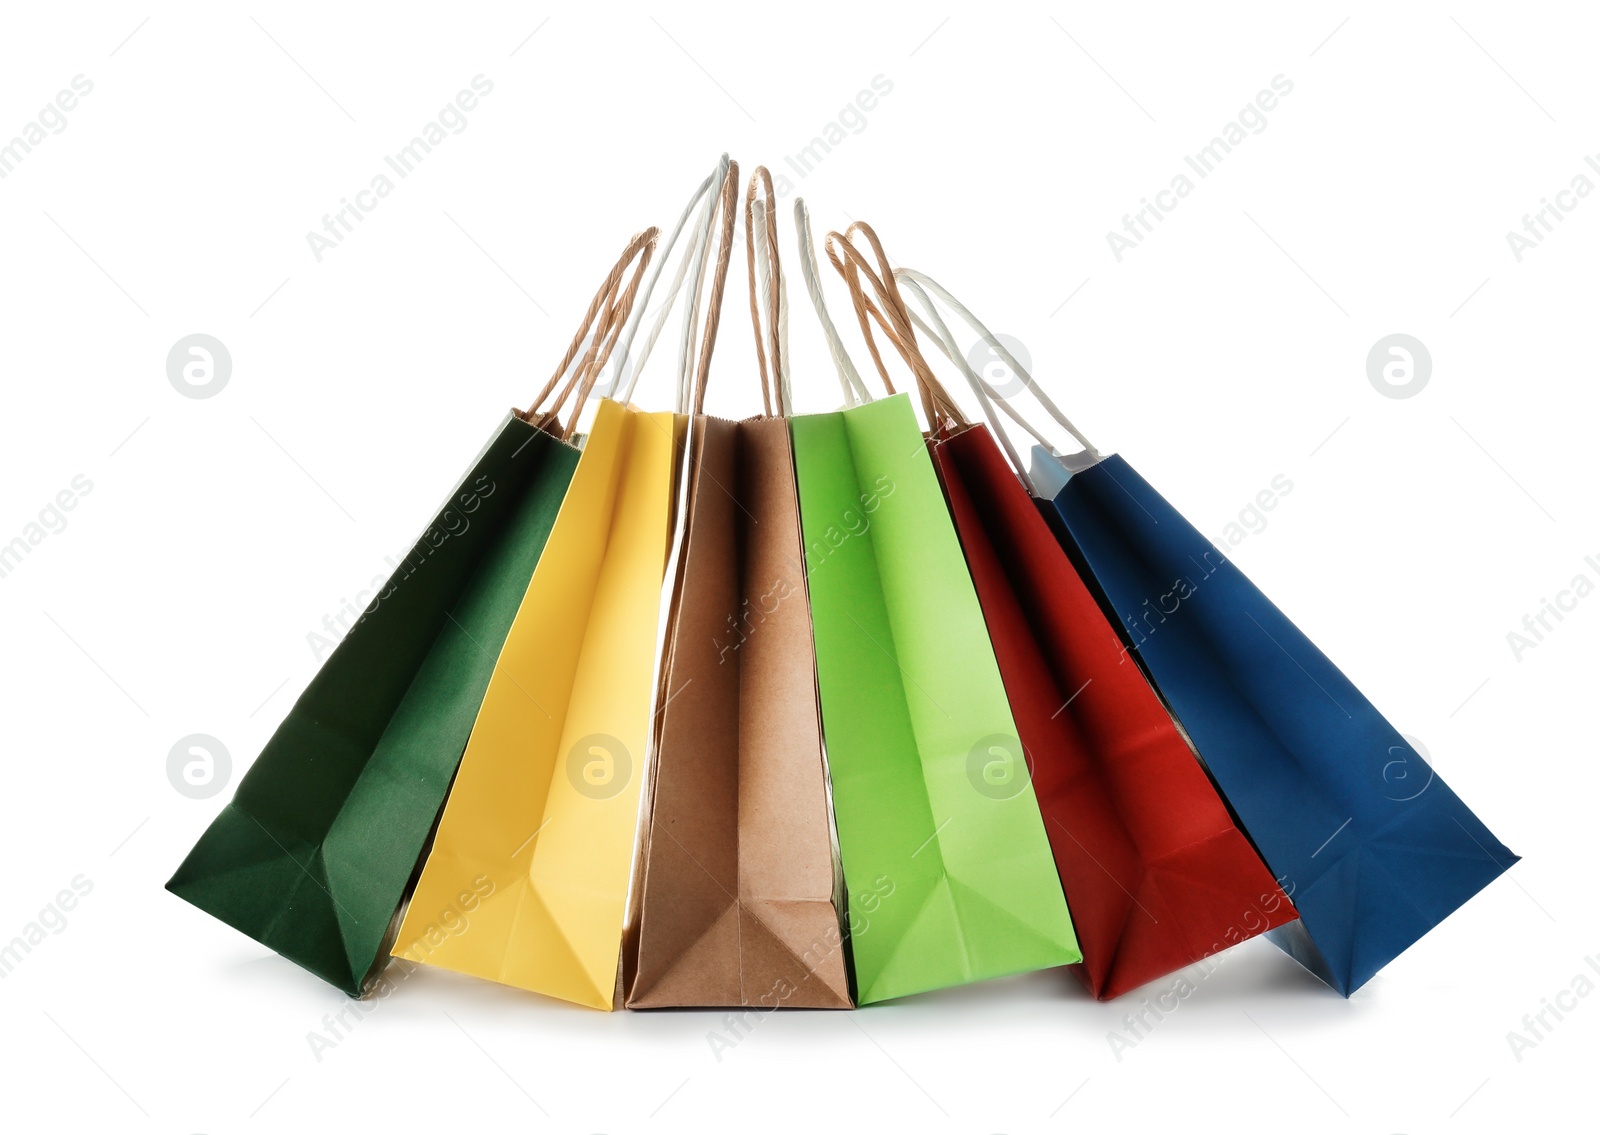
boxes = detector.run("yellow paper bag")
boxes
[392,397,682,1009]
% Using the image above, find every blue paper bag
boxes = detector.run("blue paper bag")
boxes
[1032,450,1517,995]
[891,266,1518,997]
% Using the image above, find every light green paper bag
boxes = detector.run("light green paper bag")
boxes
[790,391,1080,1004]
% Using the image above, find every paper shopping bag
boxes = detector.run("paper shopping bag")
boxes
[166,230,657,996]
[790,386,1080,1004]
[898,266,1519,996]
[390,397,681,1008]
[1036,451,1517,994]
[629,415,850,1008]
[393,157,737,1009]
[934,424,1299,996]
[884,269,1295,999]
[628,171,850,1009]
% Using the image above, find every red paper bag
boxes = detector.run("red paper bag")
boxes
[932,422,1296,998]
[840,252,1298,999]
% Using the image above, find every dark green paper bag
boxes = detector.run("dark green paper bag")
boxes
[167,229,658,995]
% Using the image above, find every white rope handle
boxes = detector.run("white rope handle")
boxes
[896,278,1068,454]
[893,268,1099,462]
[794,198,871,411]
[894,274,1037,481]
[910,303,1060,457]
[892,275,1058,454]
[614,154,730,409]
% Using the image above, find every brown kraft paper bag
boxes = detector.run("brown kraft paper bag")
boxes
[628,168,850,1009]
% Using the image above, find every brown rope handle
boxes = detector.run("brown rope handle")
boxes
[744,167,780,417]
[538,265,632,434]
[688,158,740,417]
[824,222,966,431]
[547,229,660,439]
[559,240,660,439]
[521,226,659,438]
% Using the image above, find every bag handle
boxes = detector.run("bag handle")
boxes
[745,167,786,417]
[891,268,1100,475]
[686,158,740,416]
[611,157,724,403]
[521,226,660,439]
[793,199,871,412]
[891,272,1037,482]
[823,222,965,430]
[613,155,739,415]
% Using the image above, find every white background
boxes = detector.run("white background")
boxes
[0,2,1591,1132]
